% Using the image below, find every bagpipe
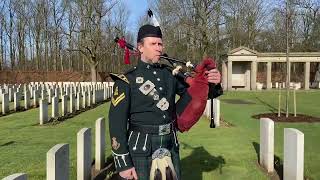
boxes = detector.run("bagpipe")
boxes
[114,37,222,130]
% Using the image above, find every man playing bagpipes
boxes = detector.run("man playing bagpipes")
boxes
[109,10,222,180]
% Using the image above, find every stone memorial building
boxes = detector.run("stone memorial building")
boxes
[222,46,320,90]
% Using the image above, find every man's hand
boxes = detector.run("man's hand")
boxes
[119,167,138,180]
[205,69,221,84]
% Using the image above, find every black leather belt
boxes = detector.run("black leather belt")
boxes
[129,122,174,135]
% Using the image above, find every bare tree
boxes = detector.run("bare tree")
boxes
[6,0,16,70]
[67,0,118,81]
[13,0,28,70]
[294,0,320,51]
[30,0,44,70]
[0,0,318,79]
[0,1,5,70]
[49,0,65,71]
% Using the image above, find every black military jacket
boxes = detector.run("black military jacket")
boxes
[109,60,187,172]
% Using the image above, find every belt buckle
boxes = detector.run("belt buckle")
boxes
[159,123,171,135]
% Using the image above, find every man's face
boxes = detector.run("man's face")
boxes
[138,37,163,63]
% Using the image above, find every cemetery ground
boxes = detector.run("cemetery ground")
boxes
[0,91,320,180]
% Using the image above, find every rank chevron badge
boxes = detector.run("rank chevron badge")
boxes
[112,91,125,106]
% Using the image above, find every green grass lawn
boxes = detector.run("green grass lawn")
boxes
[0,90,319,179]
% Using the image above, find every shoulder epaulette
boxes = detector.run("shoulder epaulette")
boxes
[124,66,137,75]
[110,73,129,84]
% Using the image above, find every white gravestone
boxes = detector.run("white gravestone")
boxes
[82,93,87,109]
[51,96,59,118]
[62,95,68,116]
[40,99,49,125]
[69,93,75,113]
[41,90,47,100]
[92,90,96,105]
[54,88,59,99]
[14,92,21,111]
[8,88,13,102]
[2,93,9,115]
[87,93,92,107]
[77,128,92,180]
[76,93,82,111]
[259,118,274,173]
[48,89,53,104]
[24,91,30,110]
[2,173,27,180]
[284,128,304,180]
[47,144,69,180]
[95,117,105,170]
[33,90,39,107]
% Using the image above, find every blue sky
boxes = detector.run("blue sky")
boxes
[125,0,149,31]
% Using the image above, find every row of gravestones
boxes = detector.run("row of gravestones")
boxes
[259,118,304,180]
[0,82,114,115]
[39,87,113,125]
[203,99,220,127]
[0,82,114,102]
[2,117,107,180]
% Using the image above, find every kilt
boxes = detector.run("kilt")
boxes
[129,131,181,180]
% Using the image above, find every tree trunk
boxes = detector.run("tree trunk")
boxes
[35,29,40,70]
[9,9,15,70]
[18,24,26,71]
[28,28,33,70]
[0,25,3,70]
[82,55,85,72]
[90,63,97,82]
[54,38,58,71]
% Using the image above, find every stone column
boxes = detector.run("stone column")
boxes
[266,62,272,89]
[304,62,310,90]
[204,100,211,118]
[251,61,257,90]
[214,99,220,127]
[0,89,3,103]
[227,60,232,90]
[222,61,228,91]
